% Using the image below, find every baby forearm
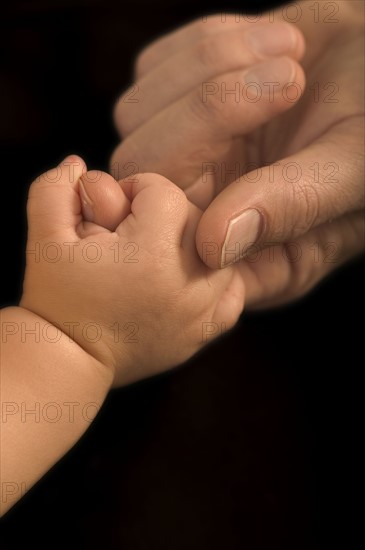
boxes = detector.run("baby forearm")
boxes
[0,307,113,516]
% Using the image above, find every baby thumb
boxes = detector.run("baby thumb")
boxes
[26,156,86,242]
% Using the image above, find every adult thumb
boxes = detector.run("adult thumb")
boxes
[196,133,362,268]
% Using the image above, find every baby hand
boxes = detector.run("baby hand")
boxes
[21,156,245,386]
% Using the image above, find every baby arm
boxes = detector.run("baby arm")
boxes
[0,306,112,516]
[1,156,245,515]
[1,157,115,515]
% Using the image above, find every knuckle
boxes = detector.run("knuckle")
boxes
[280,246,317,303]
[109,144,122,176]
[110,143,126,179]
[110,139,140,181]
[140,173,185,197]
[194,15,224,37]
[113,92,134,137]
[349,215,365,250]
[163,179,187,202]
[135,48,151,78]
[155,177,188,212]
[190,81,225,125]
[291,179,321,234]
[194,37,222,69]
[135,14,227,77]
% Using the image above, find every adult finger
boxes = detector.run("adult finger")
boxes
[196,117,365,269]
[240,210,365,309]
[117,22,305,136]
[111,57,305,190]
[135,14,281,77]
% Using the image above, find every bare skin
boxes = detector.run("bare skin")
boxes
[1,157,244,515]
[100,1,364,308]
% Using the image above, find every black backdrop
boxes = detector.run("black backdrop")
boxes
[0,1,363,548]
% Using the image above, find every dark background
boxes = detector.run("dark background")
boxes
[0,1,363,548]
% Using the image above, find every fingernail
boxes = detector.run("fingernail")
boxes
[246,23,297,56]
[60,154,78,165]
[221,209,262,267]
[60,155,87,173]
[244,57,295,90]
[79,178,94,222]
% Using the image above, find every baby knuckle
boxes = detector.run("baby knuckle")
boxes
[139,173,187,208]
[165,185,188,211]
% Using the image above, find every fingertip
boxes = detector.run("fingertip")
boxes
[79,170,131,231]
[294,28,306,60]
[196,216,223,270]
[55,155,87,187]
[212,267,246,329]
[60,154,87,170]
[270,56,306,106]
[34,156,86,190]
[290,58,306,101]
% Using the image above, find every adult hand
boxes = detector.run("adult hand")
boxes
[110,1,364,308]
